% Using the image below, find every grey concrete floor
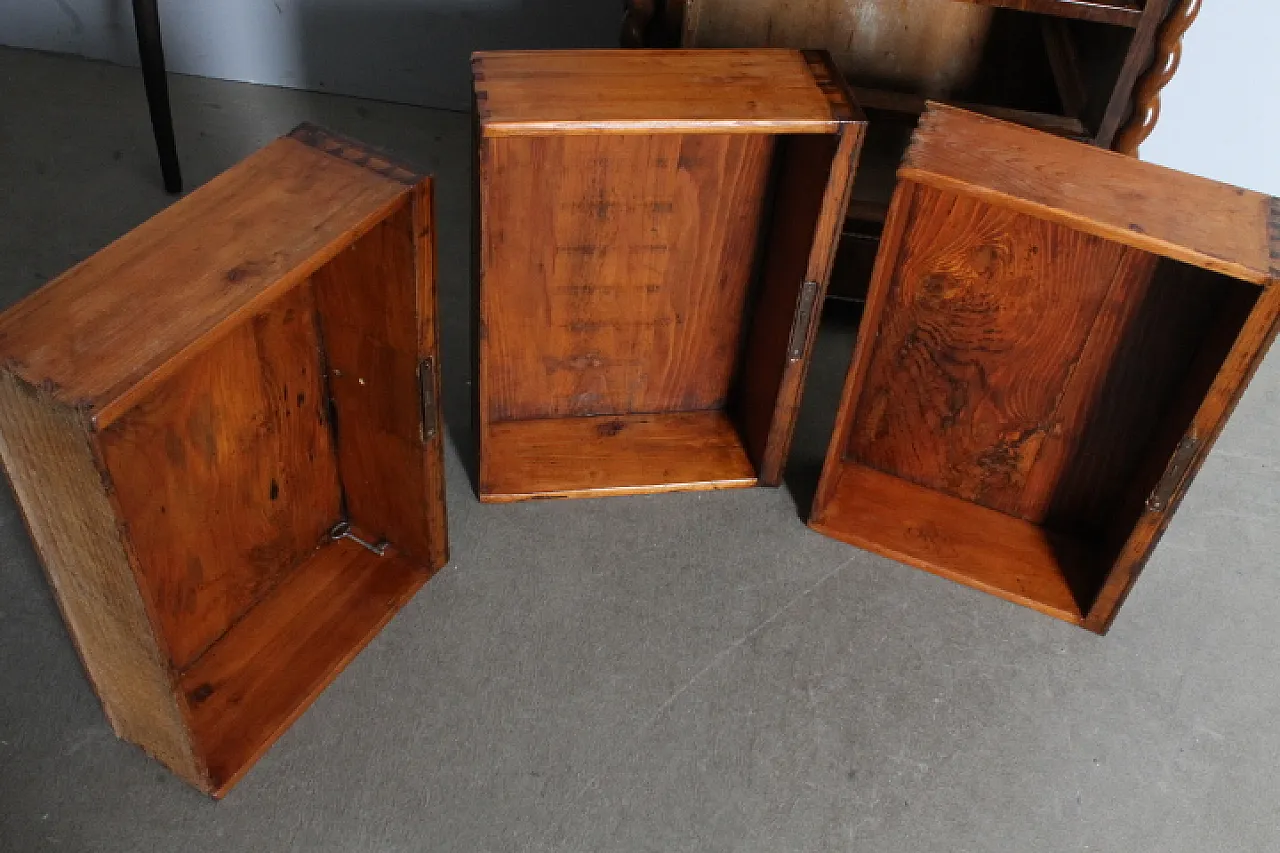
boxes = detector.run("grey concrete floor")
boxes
[1,47,1279,852]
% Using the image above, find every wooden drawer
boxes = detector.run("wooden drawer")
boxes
[472,49,867,500]
[810,104,1280,633]
[0,126,450,795]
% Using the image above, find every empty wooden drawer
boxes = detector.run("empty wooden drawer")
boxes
[810,104,1280,633]
[473,49,866,501]
[0,125,449,795]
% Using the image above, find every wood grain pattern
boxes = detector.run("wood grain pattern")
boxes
[410,181,450,570]
[737,126,864,484]
[1114,0,1201,156]
[475,49,861,501]
[473,50,843,135]
[811,105,1279,633]
[901,104,1275,285]
[845,183,1136,519]
[313,191,448,569]
[811,180,921,520]
[0,124,449,793]
[480,132,773,422]
[0,372,206,789]
[1039,260,1248,537]
[99,283,341,670]
[0,135,413,425]
[480,411,757,501]
[962,0,1143,27]
[1084,278,1280,632]
[180,538,432,796]
[683,0,994,99]
[811,464,1089,624]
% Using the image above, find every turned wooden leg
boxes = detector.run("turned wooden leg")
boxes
[1115,0,1202,157]
[132,0,182,193]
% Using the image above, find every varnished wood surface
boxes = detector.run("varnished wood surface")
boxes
[737,135,840,478]
[810,464,1088,624]
[811,180,921,521]
[480,411,757,501]
[962,0,1143,27]
[180,538,431,796]
[902,105,1275,285]
[100,283,342,670]
[846,183,1136,520]
[1038,261,1247,538]
[1085,281,1280,632]
[0,372,207,789]
[410,181,451,570]
[480,133,772,421]
[475,49,859,499]
[0,133,416,425]
[811,104,1280,632]
[682,0,994,99]
[0,124,450,793]
[313,191,449,569]
[473,50,847,135]
[738,127,864,484]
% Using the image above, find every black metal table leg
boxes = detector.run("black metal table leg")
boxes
[132,0,182,193]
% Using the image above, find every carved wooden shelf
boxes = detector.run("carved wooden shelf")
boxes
[0,125,450,796]
[810,105,1280,633]
[472,49,866,499]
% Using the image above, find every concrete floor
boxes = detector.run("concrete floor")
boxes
[1,47,1279,852]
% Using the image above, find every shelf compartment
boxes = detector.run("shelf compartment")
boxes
[180,538,433,796]
[851,86,1089,139]
[0,124,449,795]
[474,50,866,500]
[811,464,1091,623]
[810,104,1279,634]
[480,411,758,501]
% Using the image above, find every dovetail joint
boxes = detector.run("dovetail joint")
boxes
[1268,197,1280,280]
[288,123,421,185]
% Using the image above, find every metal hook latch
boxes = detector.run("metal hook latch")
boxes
[329,521,388,556]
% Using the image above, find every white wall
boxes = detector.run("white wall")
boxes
[0,0,1275,193]
[1138,0,1279,195]
[0,0,619,112]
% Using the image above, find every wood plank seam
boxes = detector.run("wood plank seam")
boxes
[1014,246,1145,520]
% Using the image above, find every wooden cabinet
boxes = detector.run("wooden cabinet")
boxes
[472,49,866,500]
[0,125,450,795]
[625,0,1202,302]
[810,104,1280,633]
